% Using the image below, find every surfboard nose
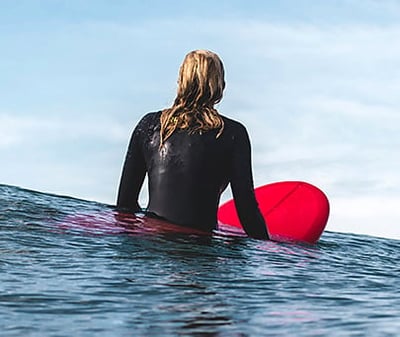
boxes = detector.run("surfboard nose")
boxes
[217,181,330,244]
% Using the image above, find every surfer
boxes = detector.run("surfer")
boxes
[117,50,269,239]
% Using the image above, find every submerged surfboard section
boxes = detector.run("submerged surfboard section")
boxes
[57,181,329,244]
[217,181,330,244]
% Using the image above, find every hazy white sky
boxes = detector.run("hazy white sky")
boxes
[1,0,399,239]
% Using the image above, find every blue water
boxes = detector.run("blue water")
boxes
[1,184,399,336]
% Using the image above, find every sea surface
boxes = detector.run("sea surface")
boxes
[0,184,399,337]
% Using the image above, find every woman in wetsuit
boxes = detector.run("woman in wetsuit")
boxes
[117,50,269,239]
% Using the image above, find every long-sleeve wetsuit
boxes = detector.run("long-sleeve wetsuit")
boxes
[117,111,269,239]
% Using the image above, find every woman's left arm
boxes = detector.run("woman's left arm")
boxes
[116,121,147,212]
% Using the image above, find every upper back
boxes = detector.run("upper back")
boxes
[137,112,245,183]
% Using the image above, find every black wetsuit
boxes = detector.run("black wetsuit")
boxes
[117,111,268,239]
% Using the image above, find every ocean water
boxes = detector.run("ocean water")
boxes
[0,184,399,337]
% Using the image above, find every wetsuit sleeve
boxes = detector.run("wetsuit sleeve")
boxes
[230,125,269,239]
[116,118,147,212]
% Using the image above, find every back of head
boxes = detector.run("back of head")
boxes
[160,50,225,146]
[176,49,225,108]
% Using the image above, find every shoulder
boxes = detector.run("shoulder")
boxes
[129,112,161,145]
[221,115,247,130]
[220,115,249,139]
[137,111,161,126]
[133,111,161,132]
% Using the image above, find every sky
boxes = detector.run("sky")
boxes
[1,0,399,240]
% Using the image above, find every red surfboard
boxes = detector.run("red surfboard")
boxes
[217,181,329,244]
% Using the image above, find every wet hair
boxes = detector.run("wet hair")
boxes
[159,50,225,147]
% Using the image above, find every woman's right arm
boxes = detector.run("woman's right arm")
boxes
[230,124,269,240]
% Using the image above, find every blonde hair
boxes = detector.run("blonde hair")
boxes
[159,50,225,147]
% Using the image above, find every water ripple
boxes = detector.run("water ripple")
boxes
[1,184,399,336]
